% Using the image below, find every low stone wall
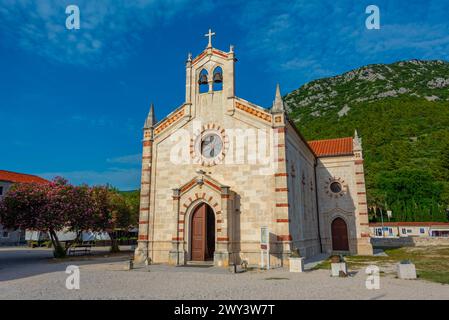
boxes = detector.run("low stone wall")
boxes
[371,237,449,248]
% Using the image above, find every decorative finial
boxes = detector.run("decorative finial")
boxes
[272,83,285,112]
[187,52,192,62]
[230,44,234,53]
[204,28,216,48]
[144,103,156,129]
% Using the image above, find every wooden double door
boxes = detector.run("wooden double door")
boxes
[191,203,215,261]
[331,217,349,251]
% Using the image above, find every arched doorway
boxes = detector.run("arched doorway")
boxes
[190,203,215,261]
[331,217,349,251]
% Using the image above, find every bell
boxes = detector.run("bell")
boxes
[198,74,208,85]
[213,72,223,83]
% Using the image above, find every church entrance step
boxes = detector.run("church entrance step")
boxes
[186,260,214,267]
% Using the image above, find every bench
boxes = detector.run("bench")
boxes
[67,244,92,256]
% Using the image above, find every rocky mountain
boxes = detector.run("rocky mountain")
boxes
[285,60,449,221]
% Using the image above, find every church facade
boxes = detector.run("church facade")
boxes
[134,32,373,267]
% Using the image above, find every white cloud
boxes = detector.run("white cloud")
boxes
[0,0,212,66]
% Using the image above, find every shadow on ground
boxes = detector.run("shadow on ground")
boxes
[0,247,133,281]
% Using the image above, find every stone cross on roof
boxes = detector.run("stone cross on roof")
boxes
[205,28,216,48]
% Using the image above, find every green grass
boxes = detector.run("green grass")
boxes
[313,247,449,285]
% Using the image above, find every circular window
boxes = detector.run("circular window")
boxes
[201,133,223,158]
[329,181,342,193]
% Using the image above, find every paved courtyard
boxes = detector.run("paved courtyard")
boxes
[1,247,448,300]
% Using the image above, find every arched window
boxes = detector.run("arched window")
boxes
[198,69,209,93]
[212,67,223,91]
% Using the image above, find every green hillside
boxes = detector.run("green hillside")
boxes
[285,60,449,222]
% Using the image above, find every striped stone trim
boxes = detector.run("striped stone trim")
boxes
[139,235,148,240]
[361,233,370,238]
[276,219,290,223]
[212,49,228,58]
[143,140,152,147]
[355,160,364,165]
[172,237,184,241]
[217,237,229,242]
[277,235,292,241]
[276,203,289,207]
[275,188,288,192]
[139,220,149,224]
[204,179,221,192]
[192,51,206,64]
[276,127,286,133]
[154,107,185,135]
[274,173,288,177]
[235,101,271,122]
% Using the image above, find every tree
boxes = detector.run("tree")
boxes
[89,187,134,253]
[0,177,112,258]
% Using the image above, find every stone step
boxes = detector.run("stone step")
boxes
[186,260,214,266]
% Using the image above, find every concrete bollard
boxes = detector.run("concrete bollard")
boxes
[397,260,417,280]
[124,259,134,271]
[289,257,305,273]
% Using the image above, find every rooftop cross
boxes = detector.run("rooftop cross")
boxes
[204,28,215,48]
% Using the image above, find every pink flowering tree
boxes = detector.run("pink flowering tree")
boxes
[0,177,134,257]
[0,177,111,258]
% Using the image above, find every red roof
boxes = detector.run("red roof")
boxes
[0,170,49,184]
[308,137,353,157]
[369,222,449,227]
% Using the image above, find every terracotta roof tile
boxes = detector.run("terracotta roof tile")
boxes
[0,170,49,184]
[308,137,354,157]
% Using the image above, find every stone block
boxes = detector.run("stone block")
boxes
[289,257,305,272]
[331,262,347,277]
[397,262,417,280]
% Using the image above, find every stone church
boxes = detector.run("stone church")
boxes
[135,31,373,267]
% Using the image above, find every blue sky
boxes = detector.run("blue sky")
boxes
[1,0,448,190]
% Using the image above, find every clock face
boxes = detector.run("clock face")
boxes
[201,134,223,158]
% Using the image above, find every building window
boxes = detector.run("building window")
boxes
[1,231,9,238]
[402,228,407,234]
[420,228,425,234]
[0,186,3,196]
[407,229,412,233]
[329,182,342,193]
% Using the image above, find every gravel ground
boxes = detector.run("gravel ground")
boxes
[1,247,448,300]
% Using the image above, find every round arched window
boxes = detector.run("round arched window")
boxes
[330,182,342,193]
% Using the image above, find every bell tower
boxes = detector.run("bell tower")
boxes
[185,29,236,114]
